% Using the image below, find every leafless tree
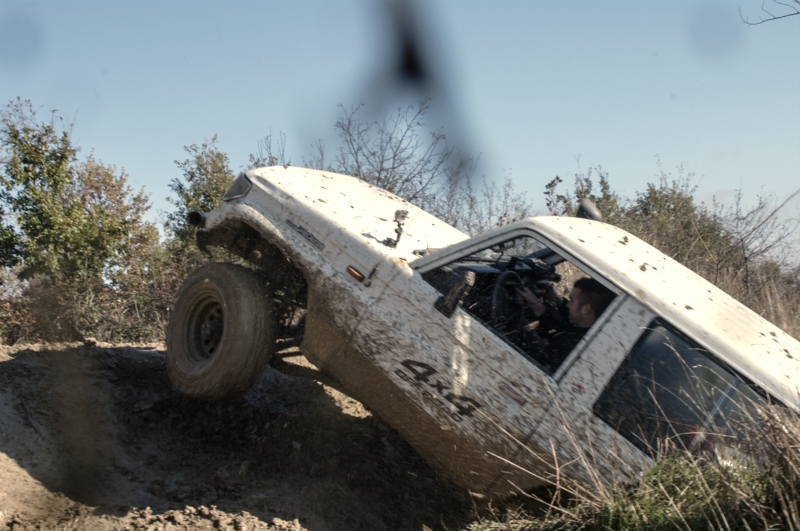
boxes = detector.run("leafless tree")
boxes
[740,0,799,25]
[331,100,454,203]
[429,169,531,236]
[249,129,289,168]
[327,100,531,235]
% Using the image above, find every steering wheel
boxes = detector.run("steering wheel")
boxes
[491,270,525,339]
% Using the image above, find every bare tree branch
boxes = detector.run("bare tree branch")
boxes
[740,0,800,25]
[249,129,289,168]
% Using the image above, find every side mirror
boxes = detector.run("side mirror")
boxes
[434,271,475,318]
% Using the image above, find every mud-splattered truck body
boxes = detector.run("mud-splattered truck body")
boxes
[167,166,800,500]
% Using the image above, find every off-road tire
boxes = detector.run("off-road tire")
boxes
[166,262,275,401]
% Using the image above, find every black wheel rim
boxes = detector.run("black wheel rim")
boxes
[191,298,225,362]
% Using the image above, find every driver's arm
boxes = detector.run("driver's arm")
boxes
[517,287,547,317]
[541,283,564,305]
[517,283,564,317]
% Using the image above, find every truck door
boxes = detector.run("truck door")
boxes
[349,253,551,498]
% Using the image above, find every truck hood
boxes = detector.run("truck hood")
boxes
[245,166,469,260]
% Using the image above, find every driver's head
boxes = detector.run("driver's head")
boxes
[566,277,614,328]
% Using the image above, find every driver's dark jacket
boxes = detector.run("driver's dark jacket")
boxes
[521,300,588,375]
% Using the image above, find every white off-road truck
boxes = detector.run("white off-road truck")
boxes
[166,166,800,500]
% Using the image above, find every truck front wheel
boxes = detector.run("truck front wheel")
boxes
[166,262,275,401]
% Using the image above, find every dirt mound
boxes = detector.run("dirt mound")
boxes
[0,343,474,530]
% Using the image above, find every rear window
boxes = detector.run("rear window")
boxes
[593,320,768,455]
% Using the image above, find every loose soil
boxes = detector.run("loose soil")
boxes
[0,343,478,530]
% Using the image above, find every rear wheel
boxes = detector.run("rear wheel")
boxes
[166,262,275,401]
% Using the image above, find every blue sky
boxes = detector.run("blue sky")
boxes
[1,0,798,223]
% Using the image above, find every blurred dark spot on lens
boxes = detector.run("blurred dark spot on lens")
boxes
[102,69,108,76]
[652,51,659,58]
[670,93,677,100]
[386,0,429,87]
[686,2,743,63]
[400,38,424,83]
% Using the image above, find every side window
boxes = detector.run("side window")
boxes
[422,235,616,375]
[593,320,768,455]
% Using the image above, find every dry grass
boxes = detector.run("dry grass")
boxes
[467,405,800,531]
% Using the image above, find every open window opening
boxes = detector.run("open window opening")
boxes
[422,235,617,375]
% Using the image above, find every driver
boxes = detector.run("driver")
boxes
[516,277,614,373]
